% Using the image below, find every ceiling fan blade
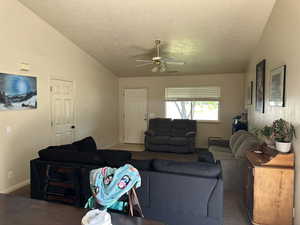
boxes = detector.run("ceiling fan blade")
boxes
[163,57,175,61]
[136,62,153,67]
[136,59,153,63]
[165,61,185,65]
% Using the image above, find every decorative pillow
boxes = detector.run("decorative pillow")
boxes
[72,136,97,152]
[152,159,221,178]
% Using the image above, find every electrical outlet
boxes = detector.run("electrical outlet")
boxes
[7,171,14,179]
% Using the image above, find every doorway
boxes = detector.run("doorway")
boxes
[123,88,148,144]
[50,79,75,145]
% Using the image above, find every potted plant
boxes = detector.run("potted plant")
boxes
[272,119,296,153]
[256,125,274,147]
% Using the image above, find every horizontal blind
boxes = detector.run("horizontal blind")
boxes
[165,87,221,100]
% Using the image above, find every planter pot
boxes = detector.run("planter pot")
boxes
[275,141,292,153]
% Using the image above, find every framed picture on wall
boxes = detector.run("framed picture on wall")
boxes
[255,59,266,113]
[270,65,286,107]
[0,73,37,111]
[247,81,253,105]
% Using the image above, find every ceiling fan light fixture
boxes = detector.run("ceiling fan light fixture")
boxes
[135,40,185,73]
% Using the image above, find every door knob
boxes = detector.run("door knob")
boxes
[71,125,75,129]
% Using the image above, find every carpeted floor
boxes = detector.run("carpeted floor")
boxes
[10,185,249,225]
[108,143,144,152]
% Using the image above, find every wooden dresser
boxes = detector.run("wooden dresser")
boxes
[245,145,294,225]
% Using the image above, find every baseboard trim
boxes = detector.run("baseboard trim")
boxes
[0,179,30,194]
[102,143,117,149]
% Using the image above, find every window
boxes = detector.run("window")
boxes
[165,87,220,121]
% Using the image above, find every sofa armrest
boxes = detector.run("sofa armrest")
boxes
[185,131,196,137]
[144,129,155,136]
[219,158,246,192]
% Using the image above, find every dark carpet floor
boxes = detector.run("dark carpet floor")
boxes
[10,185,249,225]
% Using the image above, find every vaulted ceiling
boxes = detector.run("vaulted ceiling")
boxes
[18,0,276,77]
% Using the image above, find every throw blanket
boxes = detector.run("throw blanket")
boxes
[85,164,141,210]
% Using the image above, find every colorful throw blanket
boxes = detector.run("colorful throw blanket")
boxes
[85,164,141,210]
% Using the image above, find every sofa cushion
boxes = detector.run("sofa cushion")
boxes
[150,136,170,145]
[38,149,106,165]
[100,150,132,167]
[210,150,235,161]
[72,136,97,152]
[38,148,131,167]
[198,151,215,163]
[231,133,254,155]
[149,118,172,136]
[209,145,232,153]
[235,136,259,159]
[130,159,153,171]
[229,130,247,150]
[47,144,78,152]
[171,119,197,137]
[153,159,221,178]
[169,137,188,146]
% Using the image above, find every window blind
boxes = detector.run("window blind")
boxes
[165,87,221,100]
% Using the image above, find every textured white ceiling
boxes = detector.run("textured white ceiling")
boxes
[18,0,275,77]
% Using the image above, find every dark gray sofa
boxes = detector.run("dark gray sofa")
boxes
[31,136,223,225]
[135,159,223,225]
[145,118,197,153]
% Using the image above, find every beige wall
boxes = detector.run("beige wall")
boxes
[119,74,245,148]
[245,0,300,223]
[0,0,118,192]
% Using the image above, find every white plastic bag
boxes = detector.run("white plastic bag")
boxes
[81,209,112,225]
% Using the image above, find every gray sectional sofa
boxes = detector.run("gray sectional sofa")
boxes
[208,130,259,191]
[136,159,223,225]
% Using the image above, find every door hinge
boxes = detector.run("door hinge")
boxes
[51,121,53,127]
[50,86,53,92]
[293,208,295,218]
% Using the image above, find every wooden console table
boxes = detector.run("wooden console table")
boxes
[0,194,164,225]
[245,145,294,225]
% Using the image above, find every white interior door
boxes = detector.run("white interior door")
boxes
[50,79,75,145]
[124,88,148,144]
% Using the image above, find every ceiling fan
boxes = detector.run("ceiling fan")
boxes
[136,40,185,73]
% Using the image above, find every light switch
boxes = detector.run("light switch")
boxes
[20,63,30,71]
[6,126,12,134]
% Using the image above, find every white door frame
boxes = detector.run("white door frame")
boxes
[49,78,76,145]
[123,88,148,143]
